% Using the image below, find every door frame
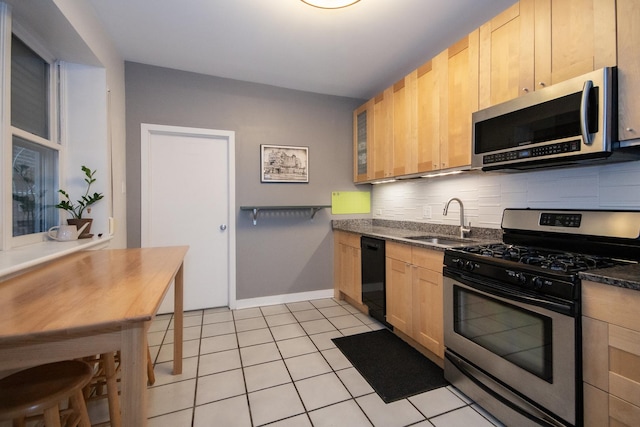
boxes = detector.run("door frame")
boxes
[140,123,237,309]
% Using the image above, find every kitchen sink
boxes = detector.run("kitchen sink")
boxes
[404,235,473,246]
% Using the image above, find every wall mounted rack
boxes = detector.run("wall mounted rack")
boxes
[240,205,331,225]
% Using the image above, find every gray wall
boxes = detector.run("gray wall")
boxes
[125,62,364,301]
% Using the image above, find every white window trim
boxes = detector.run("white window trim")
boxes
[0,3,10,250]
[1,5,63,250]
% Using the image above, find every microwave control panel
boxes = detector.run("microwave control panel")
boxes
[483,140,581,165]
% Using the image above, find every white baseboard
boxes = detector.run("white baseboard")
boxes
[233,288,335,310]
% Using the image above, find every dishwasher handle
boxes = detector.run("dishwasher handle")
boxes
[361,237,385,251]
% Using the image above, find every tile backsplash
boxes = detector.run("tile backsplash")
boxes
[372,161,640,229]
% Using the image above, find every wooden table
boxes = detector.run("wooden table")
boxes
[0,246,188,426]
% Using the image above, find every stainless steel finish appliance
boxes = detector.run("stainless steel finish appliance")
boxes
[472,67,638,171]
[361,236,392,329]
[443,209,640,426]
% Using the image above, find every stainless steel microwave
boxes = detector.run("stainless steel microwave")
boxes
[472,67,630,171]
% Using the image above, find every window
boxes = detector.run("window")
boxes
[12,136,57,236]
[11,35,49,138]
[10,34,59,239]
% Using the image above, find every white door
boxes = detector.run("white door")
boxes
[141,124,236,312]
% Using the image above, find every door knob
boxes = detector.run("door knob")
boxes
[220,224,227,231]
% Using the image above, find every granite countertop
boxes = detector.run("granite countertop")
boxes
[579,263,640,291]
[332,219,502,252]
[333,219,640,292]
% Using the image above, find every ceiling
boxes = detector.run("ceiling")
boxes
[86,0,515,100]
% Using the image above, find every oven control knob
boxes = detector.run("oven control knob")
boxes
[452,258,465,269]
[464,261,476,271]
[515,272,527,285]
[532,276,544,289]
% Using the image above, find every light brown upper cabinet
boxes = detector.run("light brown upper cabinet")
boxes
[416,59,441,173]
[352,31,479,182]
[537,0,616,87]
[353,100,374,183]
[392,72,418,176]
[478,1,535,109]
[389,60,444,178]
[617,0,640,142]
[440,30,479,170]
[352,0,621,182]
[479,0,616,110]
[373,88,394,179]
[400,32,479,175]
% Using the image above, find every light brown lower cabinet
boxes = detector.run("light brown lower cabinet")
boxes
[386,241,444,359]
[333,230,362,304]
[582,280,640,426]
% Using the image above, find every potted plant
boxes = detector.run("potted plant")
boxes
[55,166,104,238]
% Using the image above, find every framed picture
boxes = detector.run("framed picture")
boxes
[260,144,309,183]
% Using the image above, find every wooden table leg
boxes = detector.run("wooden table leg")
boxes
[120,323,148,426]
[173,262,184,375]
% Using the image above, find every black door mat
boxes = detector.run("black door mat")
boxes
[332,329,448,403]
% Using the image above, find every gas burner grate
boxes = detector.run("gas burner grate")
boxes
[458,243,625,273]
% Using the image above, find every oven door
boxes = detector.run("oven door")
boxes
[443,272,578,426]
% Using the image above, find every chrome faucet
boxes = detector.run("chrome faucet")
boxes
[443,197,471,238]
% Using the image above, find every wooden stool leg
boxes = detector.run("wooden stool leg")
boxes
[69,389,91,427]
[147,346,156,386]
[42,405,62,427]
[103,353,121,427]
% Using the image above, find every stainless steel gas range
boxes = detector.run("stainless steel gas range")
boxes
[443,209,640,427]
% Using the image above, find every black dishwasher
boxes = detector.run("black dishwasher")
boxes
[361,236,392,329]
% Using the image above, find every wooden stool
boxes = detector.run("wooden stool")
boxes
[83,347,155,427]
[0,360,93,427]
[83,353,121,427]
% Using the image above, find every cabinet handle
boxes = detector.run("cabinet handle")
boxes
[626,127,635,132]
[522,87,529,93]
[539,82,546,87]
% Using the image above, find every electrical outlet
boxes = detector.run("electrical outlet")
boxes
[375,209,382,216]
[422,206,432,219]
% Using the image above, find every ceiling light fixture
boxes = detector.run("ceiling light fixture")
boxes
[301,0,360,9]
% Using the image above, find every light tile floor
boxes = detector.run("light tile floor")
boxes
[94,298,506,427]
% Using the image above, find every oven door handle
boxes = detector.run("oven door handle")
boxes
[449,270,574,315]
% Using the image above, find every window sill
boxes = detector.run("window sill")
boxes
[0,235,113,280]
